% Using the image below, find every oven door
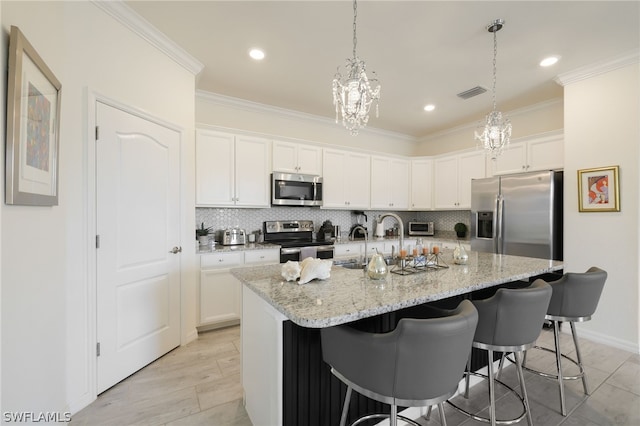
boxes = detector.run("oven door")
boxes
[280,245,334,263]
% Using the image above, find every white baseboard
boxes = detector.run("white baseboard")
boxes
[567,326,639,354]
[182,327,199,346]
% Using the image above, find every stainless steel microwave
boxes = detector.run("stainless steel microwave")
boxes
[271,172,323,206]
[408,221,435,236]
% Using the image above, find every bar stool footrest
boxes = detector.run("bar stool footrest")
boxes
[516,346,586,381]
[351,413,421,426]
[447,371,527,425]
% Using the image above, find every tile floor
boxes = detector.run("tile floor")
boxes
[71,325,639,425]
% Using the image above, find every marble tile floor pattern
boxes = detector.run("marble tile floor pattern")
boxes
[72,325,639,426]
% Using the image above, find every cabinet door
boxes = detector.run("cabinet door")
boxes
[235,136,271,207]
[434,156,459,209]
[457,151,486,209]
[322,149,347,208]
[527,136,563,171]
[272,140,298,173]
[410,158,433,210]
[296,144,322,175]
[334,243,361,258]
[345,152,371,209]
[244,249,280,265]
[491,142,527,176]
[195,129,235,206]
[200,269,241,326]
[370,156,391,209]
[390,158,410,209]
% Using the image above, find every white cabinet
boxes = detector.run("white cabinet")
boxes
[196,129,271,207]
[199,252,244,329]
[434,150,486,209]
[370,156,410,210]
[244,249,280,265]
[272,140,322,175]
[199,249,279,330]
[490,132,563,176]
[322,149,371,209]
[410,158,433,210]
[334,243,362,258]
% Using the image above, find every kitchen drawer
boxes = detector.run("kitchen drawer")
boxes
[245,249,280,265]
[334,243,361,258]
[201,251,244,269]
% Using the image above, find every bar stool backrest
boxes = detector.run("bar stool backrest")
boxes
[546,267,607,319]
[321,299,478,402]
[473,280,552,348]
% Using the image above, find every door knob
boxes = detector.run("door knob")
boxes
[169,246,182,254]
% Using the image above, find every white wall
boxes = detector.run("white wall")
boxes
[1,1,197,416]
[414,99,564,156]
[563,63,640,352]
[196,91,417,156]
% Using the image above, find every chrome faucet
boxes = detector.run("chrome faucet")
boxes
[350,225,368,267]
[378,213,404,260]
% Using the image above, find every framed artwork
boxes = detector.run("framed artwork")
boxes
[5,25,62,206]
[578,166,620,212]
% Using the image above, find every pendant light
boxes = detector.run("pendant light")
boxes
[475,19,512,159]
[332,0,381,136]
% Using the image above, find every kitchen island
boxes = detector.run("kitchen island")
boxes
[232,250,563,426]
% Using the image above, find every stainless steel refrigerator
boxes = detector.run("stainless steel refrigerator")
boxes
[470,170,563,260]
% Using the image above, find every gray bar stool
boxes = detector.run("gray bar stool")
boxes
[321,300,478,426]
[449,279,552,426]
[523,267,607,416]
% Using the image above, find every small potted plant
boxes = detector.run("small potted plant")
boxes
[454,222,468,239]
[196,222,213,246]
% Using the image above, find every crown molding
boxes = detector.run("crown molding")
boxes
[91,0,204,75]
[554,50,639,86]
[417,98,563,143]
[195,90,415,142]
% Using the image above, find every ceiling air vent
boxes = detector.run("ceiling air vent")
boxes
[457,86,487,100]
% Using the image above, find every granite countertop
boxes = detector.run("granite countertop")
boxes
[231,250,563,329]
[198,242,281,254]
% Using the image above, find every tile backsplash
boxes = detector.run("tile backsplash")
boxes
[196,207,470,239]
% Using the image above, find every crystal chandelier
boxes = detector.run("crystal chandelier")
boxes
[332,0,380,136]
[475,19,512,159]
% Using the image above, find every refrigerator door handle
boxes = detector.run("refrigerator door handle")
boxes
[496,195,504,255]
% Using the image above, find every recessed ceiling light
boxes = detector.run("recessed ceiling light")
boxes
[540,56,560,67]
[249,48,265,60]
[424,104,435,112]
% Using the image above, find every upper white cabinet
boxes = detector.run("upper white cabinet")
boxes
[434,150,486,209]
[410,158,433,210]
[489,132,563,176]
[272,140,322,175]
[196,129,271,207]
[370,156,410,210]
[322,148,370,209]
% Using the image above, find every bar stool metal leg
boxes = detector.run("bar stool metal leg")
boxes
[552,321,567,416]
[340,386,352,426]
[487,349,497,426]
[514,351,533,426]
[570,322,590,395]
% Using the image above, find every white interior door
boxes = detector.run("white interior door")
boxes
[96,101,181,393]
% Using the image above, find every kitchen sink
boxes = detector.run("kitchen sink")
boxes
[334,257,395,270]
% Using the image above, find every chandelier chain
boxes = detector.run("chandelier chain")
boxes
[492,27,498,112]
[352,0,358,59]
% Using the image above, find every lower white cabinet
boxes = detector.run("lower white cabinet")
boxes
[334,243,361,258]
[199,249,279,329]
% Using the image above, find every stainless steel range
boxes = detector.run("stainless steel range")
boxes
[263,220,334,263]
